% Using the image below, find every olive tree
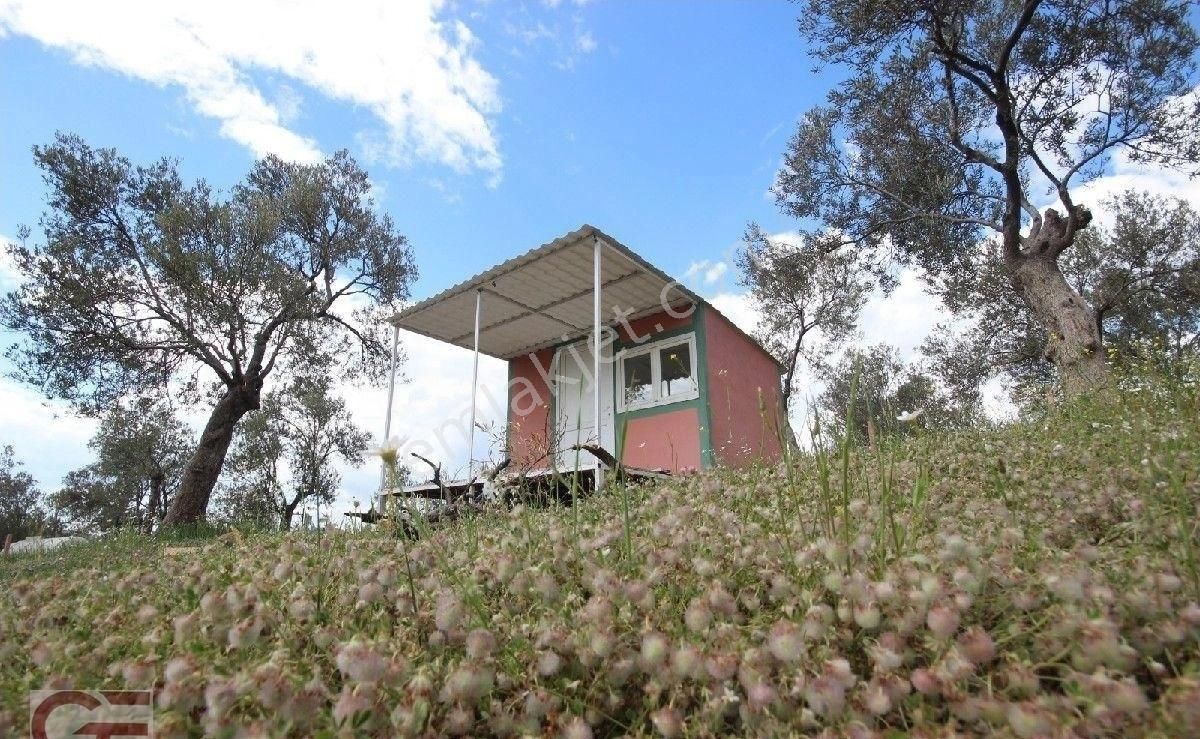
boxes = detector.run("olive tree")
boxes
[0,445,56,542]
[776,0,1200,395]
[923,189,1200,396]
[737,227,873,407]
[53,397,192,533]
[1,135,414,525]
[818,344,979,445]
[218,374,369,530]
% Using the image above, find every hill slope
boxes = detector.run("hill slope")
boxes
[2,378,1199,736]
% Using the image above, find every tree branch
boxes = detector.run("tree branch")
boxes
[997,0,1042,74]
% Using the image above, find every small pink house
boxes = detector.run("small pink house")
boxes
[390,225,787,488]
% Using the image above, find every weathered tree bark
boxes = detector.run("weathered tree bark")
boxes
[280,499,299,531]
[161,382,261,526]
[781,331,805,407]
[1010,255,1108,396]
[144,472,164,534]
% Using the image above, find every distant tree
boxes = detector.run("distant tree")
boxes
[1,135,415,526]
[818,344,978,445]
[776,0,1200,395]
[1083,192,1200,368]
[53,398,192,533]
[0,445,55,542]
[917,327,994,416]
[924,190,1200,396]
[737,227,873,406]
[217,374,369,530]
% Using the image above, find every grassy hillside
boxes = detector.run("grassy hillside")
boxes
[2,376,1198,737]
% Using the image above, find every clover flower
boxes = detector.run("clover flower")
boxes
[650,706,683,737]
[641,632,669,671]
[684,598,713,632]
[926,603,960,640]
[466,628,496,660]
[767,620,804,663]
[335,639,390,684]
[435,590,464,633]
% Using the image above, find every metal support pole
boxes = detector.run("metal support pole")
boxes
[378,324,399,512]
[468,289,483,481]
[593,236,604,487]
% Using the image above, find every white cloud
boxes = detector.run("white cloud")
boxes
[709,291,758,336]
[0,380,97,492]
[0,0,502,173]
[427,178,464,205]
[1070,147,1200,227]
[501,5,599,73]
[857,268,940,358]
[576,31,597,54]
[685,259,730,287]
[507,21,555,46]
[704,261,728,285]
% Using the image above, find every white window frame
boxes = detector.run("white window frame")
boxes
[616,333,699,412]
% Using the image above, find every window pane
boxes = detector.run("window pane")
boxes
[658,342,695,397]
[623,353,653,406]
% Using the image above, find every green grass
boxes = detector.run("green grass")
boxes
[1,372,1198,736]
[0,521,259,583]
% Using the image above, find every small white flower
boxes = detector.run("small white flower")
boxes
[367,436,402,457]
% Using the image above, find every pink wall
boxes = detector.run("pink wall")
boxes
[704,307,786,468]
[505,307,701,472]
[613,307,701,473]
[615,307,695,344]
[618,406,703,472]
[507,347,555,469]
[504,303,783,473]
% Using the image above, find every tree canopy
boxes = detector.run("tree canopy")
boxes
[776,0,1200,394]
[1,135,415,524]
[0,445,56,542]
[52,398,192,534]
[738,227,874,407]
[817,344,981,446]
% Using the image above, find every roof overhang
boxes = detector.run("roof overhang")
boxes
[390,225,701,360]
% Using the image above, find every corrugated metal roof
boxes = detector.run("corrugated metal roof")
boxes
[391,225,697,359]
[391,224,781,368]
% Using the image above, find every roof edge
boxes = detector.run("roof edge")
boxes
[389,223,780,368]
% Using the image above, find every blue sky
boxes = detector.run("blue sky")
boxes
[1,0,1193,514]
[1,1,819,292]
[0,0,832,502]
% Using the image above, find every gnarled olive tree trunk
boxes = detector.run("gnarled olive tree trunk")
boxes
[161,381,261,527]
[280,499,300,531]
[1010,254,1107,396]
[143,472,164,534]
